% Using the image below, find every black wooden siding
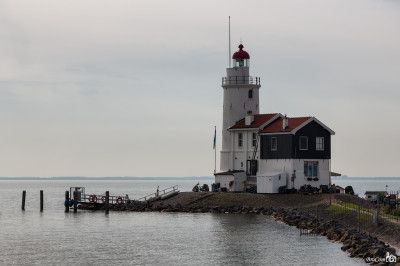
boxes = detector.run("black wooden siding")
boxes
[294,121,331,159]
[260,121,331,159]
[260,134,292,159]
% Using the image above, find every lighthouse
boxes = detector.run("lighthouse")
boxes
[214,41,335,193]
[220,44,261,172]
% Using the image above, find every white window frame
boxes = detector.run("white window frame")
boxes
[271,137,277,151]
[316,137,324,151]
[304,161,319,178]
[252,133,257,147]
[299,136,308,150]
[238,133,243,147]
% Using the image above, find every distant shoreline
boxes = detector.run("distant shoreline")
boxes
[0,176,214,181]
[0,176,399,180]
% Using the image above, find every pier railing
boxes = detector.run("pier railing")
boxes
[75,185,179,205]
[82,193,129,204]
[222,76,260,85]
[136,185,179,202]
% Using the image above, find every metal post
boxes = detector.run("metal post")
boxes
[22,190,26,211]
[40,190,43,212]
[65,190,69,213]
[358,205,361,232]
[73,190,78,213]
[105,191,109,215]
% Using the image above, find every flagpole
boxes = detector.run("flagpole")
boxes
[228,16,231,68]
[214,126,217,174]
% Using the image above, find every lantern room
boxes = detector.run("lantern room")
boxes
[232,44,250,67]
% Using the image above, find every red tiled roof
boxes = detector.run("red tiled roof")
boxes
[229,113,278,130]
[260,117,311,133]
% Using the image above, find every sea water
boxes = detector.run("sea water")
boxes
[1,177,398,265]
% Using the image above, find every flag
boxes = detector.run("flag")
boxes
[213,126,216,149]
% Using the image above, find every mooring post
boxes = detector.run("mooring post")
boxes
[73,190,78,213]
[357,205,361,232]
[105,191,110,215]
[40,190,44,212]
[65,190,70,213]
[22,190,26,211]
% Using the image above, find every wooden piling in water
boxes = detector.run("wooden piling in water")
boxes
[105,191,109,215]
[65,191,69,213]
[40,190,43,212]
[22,190,26,211]
[73,190,78,213]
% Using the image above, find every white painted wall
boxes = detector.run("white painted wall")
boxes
[257,173,287,193]
[292,159,330,189]
[230,130,258,172]
[258,159,294,188]
[257,158,330,191]
[215,171,247,192]
[215,174,234,191]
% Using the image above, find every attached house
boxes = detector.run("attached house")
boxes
[216,113,335,193]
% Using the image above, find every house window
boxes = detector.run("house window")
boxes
[299,136,308,150]
[252,133,257,147]
[271,137,277,151]
[316,137,324,151]
[248,89,253,99]
[304,161,318,177]
[238,133,243,147]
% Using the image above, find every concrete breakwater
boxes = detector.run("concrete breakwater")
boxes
[79,192,399,263]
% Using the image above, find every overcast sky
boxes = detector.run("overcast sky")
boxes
[1,0,399,177]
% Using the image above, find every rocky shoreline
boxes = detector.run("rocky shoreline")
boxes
[80,192,399,264]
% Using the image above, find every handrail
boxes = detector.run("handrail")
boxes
[136,185,179,201]
[222,76,260,85]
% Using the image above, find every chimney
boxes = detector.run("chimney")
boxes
[282,115,289,130]
[245,113,254,126]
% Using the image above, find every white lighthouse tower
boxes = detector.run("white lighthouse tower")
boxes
[220,44,261,171]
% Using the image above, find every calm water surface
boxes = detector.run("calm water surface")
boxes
[1,178,392,265]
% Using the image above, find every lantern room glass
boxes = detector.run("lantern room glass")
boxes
[233,58,249,67]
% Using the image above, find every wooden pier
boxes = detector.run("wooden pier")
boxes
[65,185,179,211]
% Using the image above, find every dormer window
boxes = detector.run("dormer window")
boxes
[299,136,308,150]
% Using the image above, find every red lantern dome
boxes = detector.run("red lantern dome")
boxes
[232,44,250,60]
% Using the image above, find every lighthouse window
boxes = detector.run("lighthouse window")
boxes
[316,137,324,151]
[299,136,308,150]
[248,89,253,99]
[238,133,243,147]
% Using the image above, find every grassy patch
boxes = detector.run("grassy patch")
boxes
[328,204,350,215]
